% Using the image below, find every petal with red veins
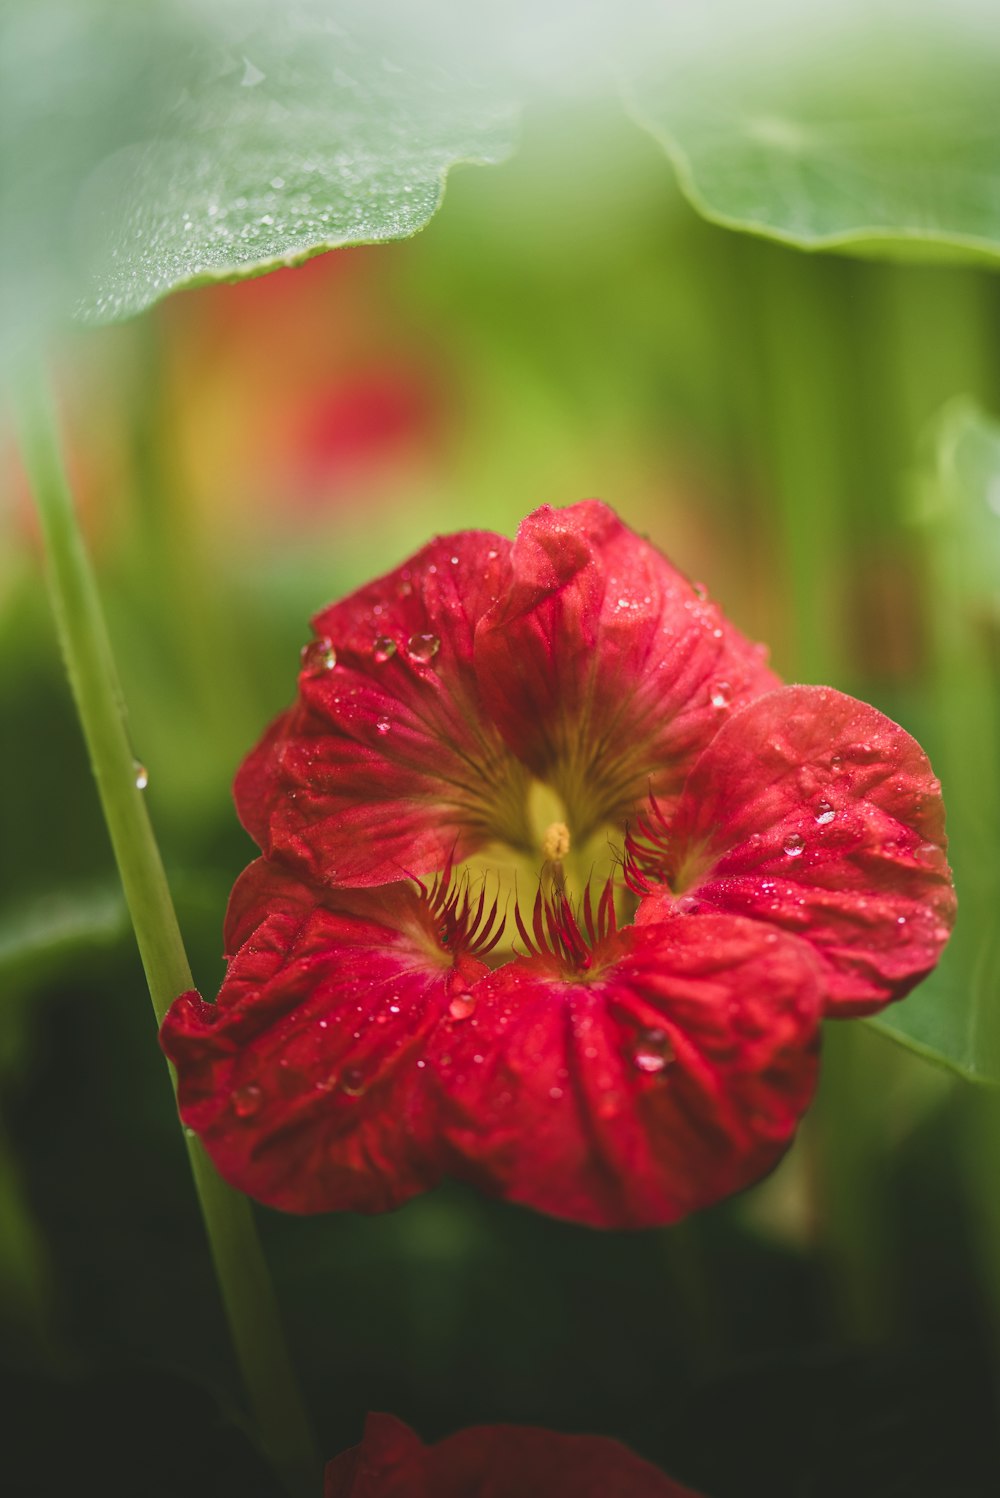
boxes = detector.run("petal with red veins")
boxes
[474,501,779,839]
[428,913,821,1230]
[661,685,957,1016]
[234,532,532,887]
[160,865,488,1214]
[325,1412,704,1498]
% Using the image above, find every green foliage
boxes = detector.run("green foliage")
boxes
[8,1,1000,368]
[624,5,1000,262]
[871,403,1000,1084]
[76,6,518,323]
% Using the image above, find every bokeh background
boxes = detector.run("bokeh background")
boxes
[4,25,1000,1498]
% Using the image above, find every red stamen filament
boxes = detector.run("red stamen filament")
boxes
[624,789,675,895]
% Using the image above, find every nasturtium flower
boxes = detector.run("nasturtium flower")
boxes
[325,1412,703,1497]
[161,502,955,1228]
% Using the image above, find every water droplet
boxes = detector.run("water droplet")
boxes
[896,914,907,925]
[830,754,843,772]
[375,716,391,735]
[407,633,440,662]
[814,800,835,825]
[340,1066,365,1097]
[632,1028,674,1074]
[372,636,397,663]
[449,991,475,1021]
[692,581,708,600]
[783,833,806,857]
[301,637,336,674]
[710,680,732,709]
[133,761,149,790]
[676,895,702,914]
[232,1083,262,1117]
[548,1085,564,1100]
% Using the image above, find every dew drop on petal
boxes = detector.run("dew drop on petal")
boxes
[449,991,476,1021]
[548,1085,564,1100]
[375,716,391,735]
[407,633,440,662]
[133,761,149,790]
[340,1066,365,1097]
[632,1028,674,1074]
[301,637,336,674]
[232,1083,262,1117]
[783,833,806,857]
[814,799,835,825]
[692,581,708,600]
[710,680,732,709]
[372,637,397,663]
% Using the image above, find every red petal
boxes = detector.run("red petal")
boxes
[160,866,488,1214]
[474,502,778,838]
[428,913,821,1229]
[325,1412,704,1497]
[663,686,957,1016]
[234,532,530,887]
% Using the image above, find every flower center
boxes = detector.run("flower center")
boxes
[432,777,631,975]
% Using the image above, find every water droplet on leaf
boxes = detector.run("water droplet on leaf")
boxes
[133,761,148,790]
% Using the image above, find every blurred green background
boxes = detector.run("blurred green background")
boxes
[4,56,1000,1498]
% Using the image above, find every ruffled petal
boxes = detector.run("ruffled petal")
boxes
[325,1412,704,1498]
[160,864,489,1214]
[474,501,779,838]
[659,686,956,1016]
[234,532,531,887]
[427,912,821,1229]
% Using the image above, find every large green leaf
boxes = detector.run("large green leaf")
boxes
[870,403,1000,1084]
[622,3,1000,263]
[75,5,519,323]
[0,1,517,365]
[7,1,1000,361]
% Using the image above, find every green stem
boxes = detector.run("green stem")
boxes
[16,366,319,1495]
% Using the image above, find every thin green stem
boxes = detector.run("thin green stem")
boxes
[16,366,319,1495]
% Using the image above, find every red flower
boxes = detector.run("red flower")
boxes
[324,1412,702,1497]
[161,502,954,1228]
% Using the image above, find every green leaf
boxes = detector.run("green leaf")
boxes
[74,4,519,323]
[0,3,517,365]
[869,402,1000,1084]
[0,884,128,992]
[622,5,1000,263]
